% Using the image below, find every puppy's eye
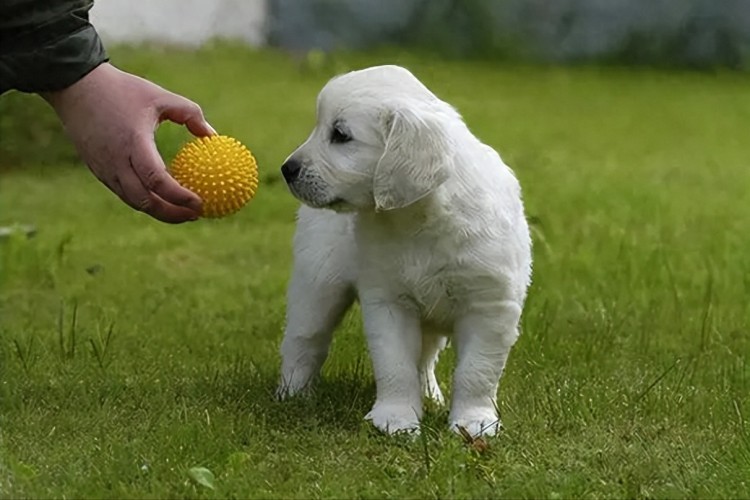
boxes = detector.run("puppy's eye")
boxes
[330,123,352,144]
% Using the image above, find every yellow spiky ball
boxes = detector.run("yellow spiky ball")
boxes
[170,135,259,219]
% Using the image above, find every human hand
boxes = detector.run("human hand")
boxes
[42,63,216,223]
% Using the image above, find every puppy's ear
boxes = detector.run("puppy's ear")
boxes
[373,106,452,211]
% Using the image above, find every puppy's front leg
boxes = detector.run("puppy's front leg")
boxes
[449,301,522,437]
[277,267,354,400]
[361,294,423,434]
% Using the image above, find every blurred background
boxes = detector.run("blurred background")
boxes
[2,0,750,169]
[89,0,750,68]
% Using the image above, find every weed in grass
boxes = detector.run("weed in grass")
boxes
[88,321,116,371]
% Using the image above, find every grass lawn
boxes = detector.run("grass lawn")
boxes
[1,44,750,498]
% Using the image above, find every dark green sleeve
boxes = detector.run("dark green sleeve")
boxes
[0,0,109,95]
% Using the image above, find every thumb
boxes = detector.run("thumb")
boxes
[157,94,218,137]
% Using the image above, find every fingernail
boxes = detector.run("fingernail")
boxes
[207,122,218,135]
[189,196,203,212]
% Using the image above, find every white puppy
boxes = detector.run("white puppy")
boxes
[277,65,532,436]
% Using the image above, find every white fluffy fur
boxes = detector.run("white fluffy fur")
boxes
[277,65,532,436]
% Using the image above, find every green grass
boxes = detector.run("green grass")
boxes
[2,43,750,498]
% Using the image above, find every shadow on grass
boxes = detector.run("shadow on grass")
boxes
[5,348,457,438]
[191,358,457,440]
[190,358,378,433]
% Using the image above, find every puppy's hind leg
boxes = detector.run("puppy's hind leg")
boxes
[449,302,522,437]
[420,334,447,405]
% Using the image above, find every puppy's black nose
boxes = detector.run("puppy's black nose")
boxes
[281,159,302,183]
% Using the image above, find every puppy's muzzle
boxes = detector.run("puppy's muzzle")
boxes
[281,159,302,184]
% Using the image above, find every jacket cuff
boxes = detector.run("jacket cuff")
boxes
[0,22,109,94]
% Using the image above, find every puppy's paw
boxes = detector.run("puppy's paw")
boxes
[275,378,314,401]
[450,409,502,437]
[420,371,445,405]
[423,384,445,406]
[365,402,421,435]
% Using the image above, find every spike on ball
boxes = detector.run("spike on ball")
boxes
[170,135,259,218]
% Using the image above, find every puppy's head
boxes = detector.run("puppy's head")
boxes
[281,65,458,212]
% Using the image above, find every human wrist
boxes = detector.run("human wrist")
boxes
[40,62,115,117]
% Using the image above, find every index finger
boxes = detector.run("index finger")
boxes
[157,94,217,138]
